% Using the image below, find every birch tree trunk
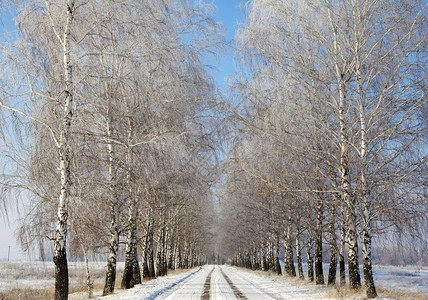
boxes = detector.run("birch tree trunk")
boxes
[307,237,314,282]
[173,237,180,270]
[327,204,337,286]
[54,1,75,299]
[121,198,138,288]
[121,118,140,288]
[261,242,267,271]
[156,231,163,277]
[156,221,167,277]
[253,248,258,270]
[315,199,324,284]
[168,219,176,270]
[183,240,189,269]
[339,214,346,286]
[266,236,273,271]
[246,250,252,269]
[296,234,304,280]
[327,4,361,289]
[353,5,376,296]
[189,242,195,268]
[177,243,182,269]
[81,244,93,299]
[168,239,175,271]
[103,203,119,295]
[133,244,141,285]
[103,115,119,295]
[141,226,150,278]
[360,116,377,297]
[341,94,361,290]
[284,215,296,277]
[275,233,282,275]
[148,216,156,277]
[163,226,168,274]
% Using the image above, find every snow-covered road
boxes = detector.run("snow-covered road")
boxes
[101,265,328,300]
[3,261,425,299]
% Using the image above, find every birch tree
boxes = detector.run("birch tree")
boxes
[227,1,426,298]
[346,1,426,296]
[0,0,87,298]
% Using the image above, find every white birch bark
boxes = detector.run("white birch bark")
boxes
[53,1,75,299]
[274,233,281,275]
[183,240,189,269]
[261,241,267,271]
[326,2,361,289]
[81,244,93,299]
[103,110,120,295]
[284,209,296,277]
[266,234,273,271]
[327,203,337,286]
[121,117,140,288]
[296,233,304,280]
[147,216,156,277]
[352,2,377,296]
[252,242,258,270]
[307,237,314,282]
[315,198,324,284]
[339,210,346,286]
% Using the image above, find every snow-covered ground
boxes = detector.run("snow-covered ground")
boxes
[373,264,428,297]
[0,262,427,299]
[97,264,428,300]
[288,262,428,298]
[0,261,117,299]
[100,265,328,300]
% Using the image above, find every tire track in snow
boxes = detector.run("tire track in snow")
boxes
[224,266,281,299]
[200,265,214,299]
[147,267,202,299]
[219,267,249,300]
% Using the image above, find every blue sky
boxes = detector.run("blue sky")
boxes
[0,0,244,261]
[0,1,244,87]
[209,0,245,89]
[0,3,22,261]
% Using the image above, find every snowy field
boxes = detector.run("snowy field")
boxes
[0,262,427,299]
[0,261,123,300]
[373,264,428,297]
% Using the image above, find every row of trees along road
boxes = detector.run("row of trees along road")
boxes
[0,1,427,300]
[219,0,426,299]
[0,0,223,299]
